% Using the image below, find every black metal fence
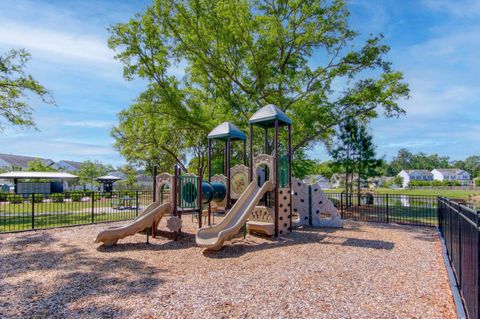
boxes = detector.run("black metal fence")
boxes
[438,197,479,319]
[0,191,153,233]
[326,193,438,227]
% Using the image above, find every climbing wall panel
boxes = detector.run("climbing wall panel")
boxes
[278,187,291,235]
[292,178,309,225]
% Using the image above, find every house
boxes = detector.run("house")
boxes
[368,176,394,188]
[0,153,54,171]
[397,170,433,188]
[330,173,359,188]
[431,169,471,186]
[304,175,331,189]
[136,174,153,190]
[51,160,83,172]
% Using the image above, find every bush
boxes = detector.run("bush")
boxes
[8,194,24,204]
[71,193,83,202]
[50,193,65,203]
[408,180,461,187]
[475,179,480,187]
[385,176,403,188]
[29,194,44,203]
[0,193,7,202]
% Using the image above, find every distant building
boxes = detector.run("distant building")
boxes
[108,171,128,180]
[0,153,54,170]
[397,170,433,188]
[136,174,153,190]
[304,175,331,189]
[330,173,359,188]
[431,169,471,186]
[51,160,83,172]
[368,176,394,188]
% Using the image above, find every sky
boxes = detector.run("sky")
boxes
[0,0,478,166]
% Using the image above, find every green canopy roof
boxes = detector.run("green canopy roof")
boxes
[207,122,247,141]
[248,104,292,127]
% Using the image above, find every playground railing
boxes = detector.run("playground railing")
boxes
[326,192,438,227]
[0,190,153,233]
[438,197,479,319]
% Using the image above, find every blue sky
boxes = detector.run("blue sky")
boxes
[0,0,478,166]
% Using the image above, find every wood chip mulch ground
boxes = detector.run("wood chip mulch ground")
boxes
[0,217,456,318]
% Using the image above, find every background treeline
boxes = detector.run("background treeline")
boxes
[301,148,480,179]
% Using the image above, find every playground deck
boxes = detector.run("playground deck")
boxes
[0,218,455,318]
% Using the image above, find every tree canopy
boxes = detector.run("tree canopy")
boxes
[387,148,451,175]
[0,49,54,130]
[109,0,409,172]
[26,159,57,172]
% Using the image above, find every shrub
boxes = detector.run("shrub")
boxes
[8,194,24,204]
[29,194,44,203]
[50,193,65,203]
[475,179,480,187]
[0,193,7,202]
[385,176,403,188]
[408,180,461,187]
[71,193,83,202]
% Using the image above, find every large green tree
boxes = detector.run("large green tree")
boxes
[27,159,57,172]
[387,148,451,175]
[109,0,409,171]
[77,160,107,190]
[0,49,54,130]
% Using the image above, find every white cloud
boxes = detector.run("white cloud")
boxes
[422,0,480,18]
[0,20,114,64]
[63,120,116,128]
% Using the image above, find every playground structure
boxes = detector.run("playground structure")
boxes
[95,104,342,250]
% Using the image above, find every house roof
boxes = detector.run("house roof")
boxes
[96,175,122,181]
[433,168,467,175]
[0,153,54,169]
[403,169,433,175]
[248,104,292,127]
[136,174,152,183]
[58,160,83,170]
[0,171,78,179]
[207,122,247,141]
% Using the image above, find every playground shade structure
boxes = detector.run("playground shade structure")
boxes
[196,180,274,250]
[95,202,171,247]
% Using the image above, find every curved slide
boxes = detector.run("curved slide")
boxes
[196,180,274,251]
[95,202,172,247]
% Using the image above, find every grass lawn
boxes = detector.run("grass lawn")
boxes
[342,206,437,226]
[0,198,151,232]
[324,187,480,199]
[0,209,139,232]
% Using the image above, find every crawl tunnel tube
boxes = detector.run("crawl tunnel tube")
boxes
[180,180,227,205]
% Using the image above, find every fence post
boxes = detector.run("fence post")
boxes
[386,193,389,224]
[477,207,480,318]
[340,193,344,219]
[31,193,35,230]
[308,185,312,226]
[91,191,95,224]
[136,190,139,217]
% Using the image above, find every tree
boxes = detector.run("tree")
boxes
[329,118,358,204]
[77,161,107,190]
[0,49,54,130]
[27,159,56,172]
[355,124,381,191]
[111,96,191,173]
[313,161,342,180]
[120,165,138,189]
[387,149,451,175]
[108,0,409,171]
[462,156,480,178]
[330,119,380,202]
